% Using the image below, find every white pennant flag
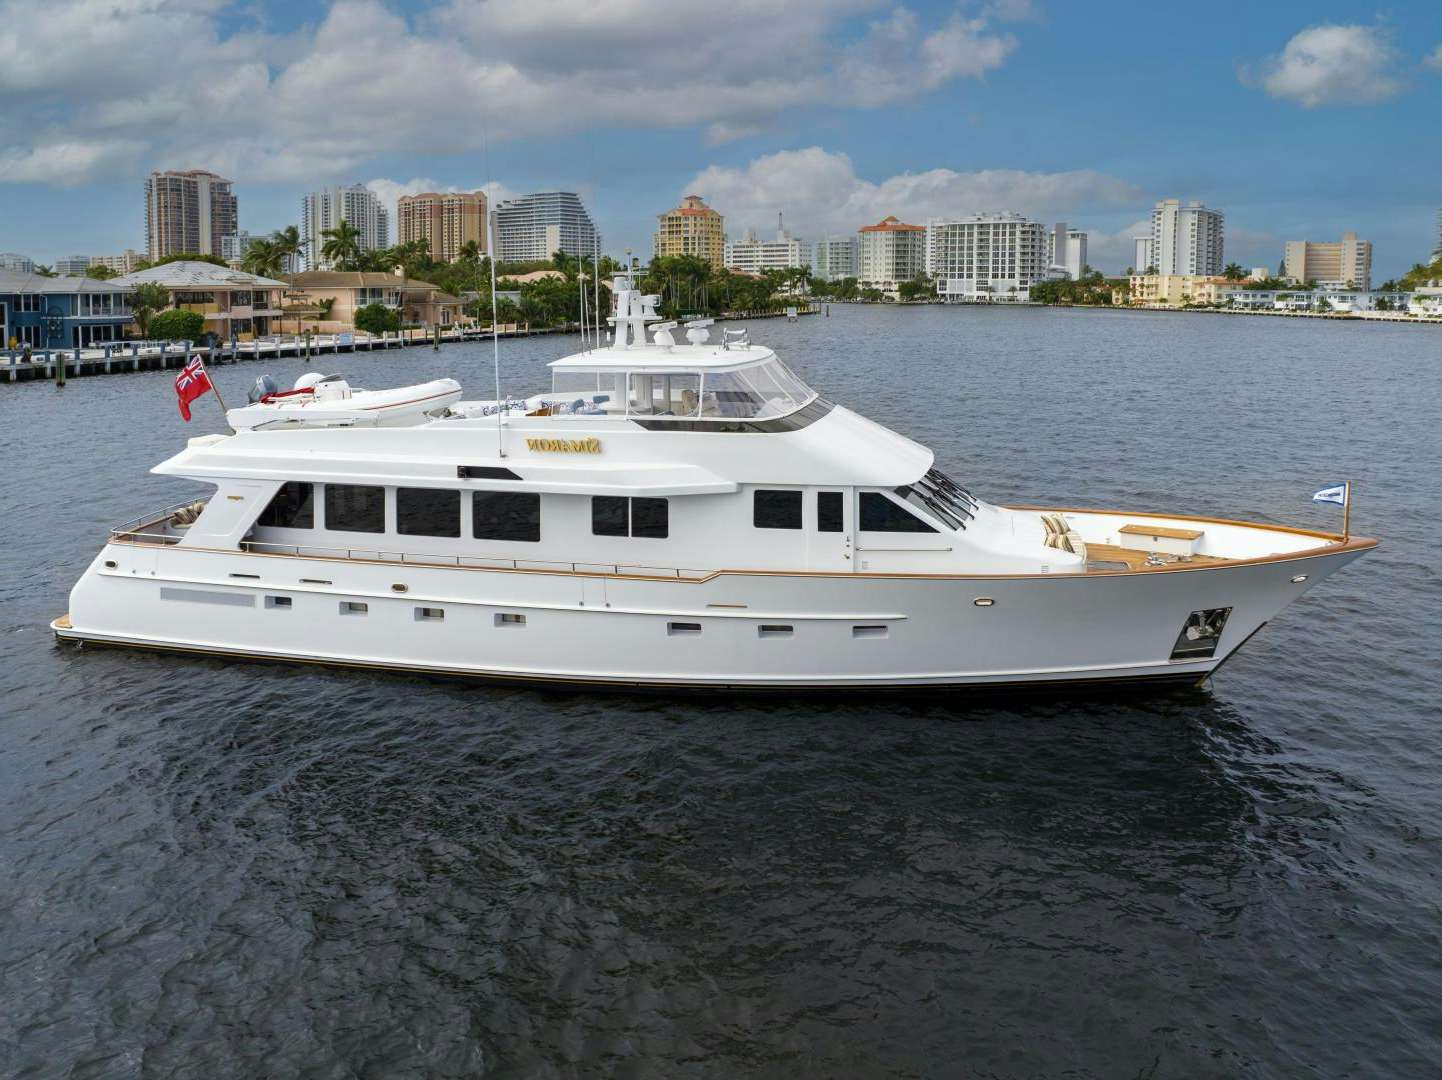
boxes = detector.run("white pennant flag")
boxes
[1312,483,1349,506]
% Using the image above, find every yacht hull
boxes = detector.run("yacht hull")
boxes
[53,539,1371,692]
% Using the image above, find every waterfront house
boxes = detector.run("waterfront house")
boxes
[401,281,462,327]
[285,271,404,327]
[0,270,133,349]
[112,261,285,341]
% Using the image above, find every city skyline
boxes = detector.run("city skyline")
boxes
[0,3,1439,277]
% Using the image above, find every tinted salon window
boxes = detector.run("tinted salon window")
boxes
[754,490,802,530]
[258,481,313,529]
[474,491,540,542]
[325,484,385,533]
[397,488,460,538]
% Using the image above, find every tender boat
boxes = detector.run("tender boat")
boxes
[226,372,462,430]
[52,277,1376,692]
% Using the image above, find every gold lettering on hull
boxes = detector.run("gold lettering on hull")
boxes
[525,437,602,454]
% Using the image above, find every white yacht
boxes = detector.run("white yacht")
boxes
[53,280,1376,692]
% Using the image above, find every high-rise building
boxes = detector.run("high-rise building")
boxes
[144,169,237,260]
[91,250,142,275]
[53,256,94,276]
[725,217,807,274]
[1149,198,1224,277]
[303,184,390,269]
[812,235,858,282]
[856,216,927,295]
[1045,222,1089,279]
[0,252,34,273]
[654,195,725,269]
[220,231,253,267]
[1284,232,1372,290]
[397,190,487,264]
[1432,208,1441,262]
[927,213,1047,302]
[493,192,598,263]
[1133,236,1155,274]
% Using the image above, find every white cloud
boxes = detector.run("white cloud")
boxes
[1425,45,1442,72]
[1252,24,1402,106]
[0,0,1029,188]
[0,139,143,185]
[683,146,1141,239]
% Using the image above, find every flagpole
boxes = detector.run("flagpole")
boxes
[195,345,234,433]
[1344,480,1351,543]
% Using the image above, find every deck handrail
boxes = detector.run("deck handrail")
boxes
[109,498,209,537]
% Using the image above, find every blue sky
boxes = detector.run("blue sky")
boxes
[2,0,1440,277]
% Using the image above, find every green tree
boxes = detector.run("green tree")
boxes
[898,273,937,302]
[130,282,171,337]
[354,303,401,334]
[85,264,117,280]
[270,225,305,273]
[320,220,362,270]
[1222,263,1246,281]
[149,308,206,341]
[34,264,56,277]
[241,238,285,278]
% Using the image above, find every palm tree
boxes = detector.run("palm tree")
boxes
[131,282,171,337]
[320,220,362,271]
[241,238,284,278]
[270,225,306,274]
[458,240,482,264]
[1222,262,1246,281]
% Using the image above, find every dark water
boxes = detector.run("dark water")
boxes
[2,306,1439,1078]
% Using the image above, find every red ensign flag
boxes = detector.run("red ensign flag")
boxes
[174,355,213,421]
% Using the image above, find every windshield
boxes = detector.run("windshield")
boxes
[699,359,815,419]
[549,358,817,421]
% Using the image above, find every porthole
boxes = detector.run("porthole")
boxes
[852,624,888,639]
[973,597,995,607]
[265,596,293,609]
[758,624,793,638]
[668,622,702,636]
[103,560,117,569]
[414,607,444,621]
[1290,574,1308,583]
[391,583,408,593]
[495,612,525,627]
[340,601,368,615]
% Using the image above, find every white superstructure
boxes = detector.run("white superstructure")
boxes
[54,277,1376,692]
[725,222,808,274]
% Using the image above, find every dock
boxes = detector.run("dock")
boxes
[3,305,819,385]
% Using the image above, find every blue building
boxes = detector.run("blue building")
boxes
[0,270,134,350]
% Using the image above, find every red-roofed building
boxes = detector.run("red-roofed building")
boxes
[654,195,726,269]
[857,216,927,297]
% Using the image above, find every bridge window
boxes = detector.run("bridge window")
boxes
[473,491,540,542]
[325,484,385,533]
[860,492,936,533]
[397,488,460,538]
[258,481,314,529]
[754,490,802,529]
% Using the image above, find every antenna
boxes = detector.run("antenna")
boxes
[481,128,505,457]
[593,230,601,350]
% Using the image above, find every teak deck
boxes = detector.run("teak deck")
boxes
[1085,543,1229,572]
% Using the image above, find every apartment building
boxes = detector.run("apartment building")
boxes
[1,252,35,273]
[53,256,93,277]
[1149,198,1224,277]
[398,190,488,264]
[144,169,238,260]
[91,250,143,275]
[654,195,725,269]
[812,236,858,282]
[303,185,390,269]
[725,224,808,274]
[1045,223,1088,279]
[856,216,927,295]
[927,213,1047,302]
[1283,232,1372,290]
[492,192,598,263]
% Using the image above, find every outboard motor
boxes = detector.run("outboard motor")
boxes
[248,374,280,403]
